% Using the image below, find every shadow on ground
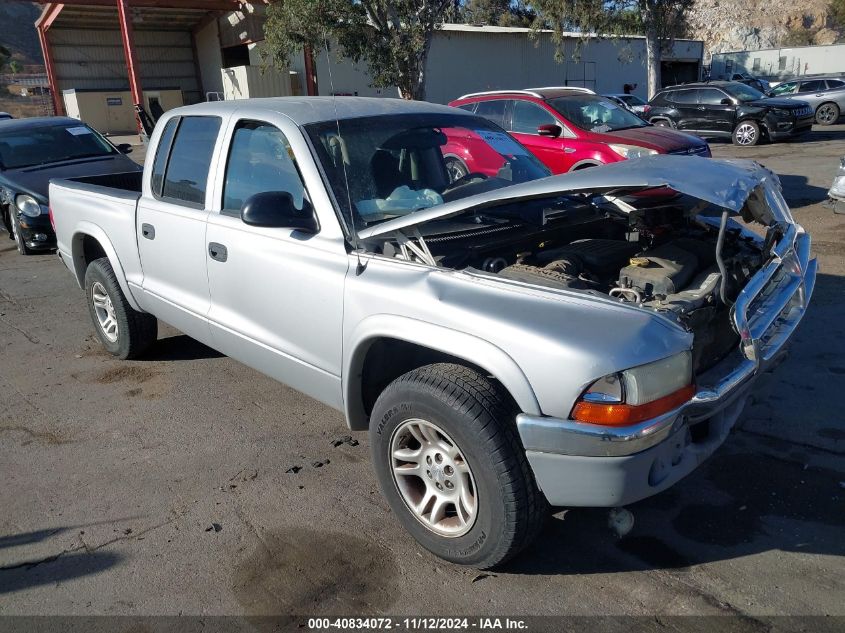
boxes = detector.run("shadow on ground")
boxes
[0,551,122,595]
[140,334,224,362]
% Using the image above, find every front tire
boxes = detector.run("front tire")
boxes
[10,213,34,255]
[816,102,840,126]
[651,119,672,128]
[84,257,157,359]
[732,120,760,146]
[370,363,547,568]
[445,157,469,183]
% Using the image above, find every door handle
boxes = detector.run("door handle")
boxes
[697,106,705,110]
[208,242,228,262]
[141,223,155,240]
[563,147,576,153]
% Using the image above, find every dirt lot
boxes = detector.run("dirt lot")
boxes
[0,125,843,623]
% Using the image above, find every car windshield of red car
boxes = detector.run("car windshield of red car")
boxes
[548,95,648,133]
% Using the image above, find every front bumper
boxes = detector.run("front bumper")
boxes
[17,214,56,251]
[768,114,814,140]
[517,229,817,507]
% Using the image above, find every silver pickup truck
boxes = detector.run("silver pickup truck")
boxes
[51,97,816,568]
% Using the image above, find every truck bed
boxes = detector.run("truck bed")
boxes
[50,171,145,304]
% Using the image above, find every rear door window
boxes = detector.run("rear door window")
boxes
[160,116,222,207]
[473,99,509,128]
[150,117,179,196]
[798,80,825,93]
[670,89,699,104]
[825,79,845,90]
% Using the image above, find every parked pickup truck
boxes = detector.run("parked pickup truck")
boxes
[51,98,816,568]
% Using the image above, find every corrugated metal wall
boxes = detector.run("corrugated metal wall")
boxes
[314,31,702,104]
[712,44,845,81]
[48,28,200,104]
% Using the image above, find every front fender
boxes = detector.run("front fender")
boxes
[343,314,542,430]
[70,222,142,312]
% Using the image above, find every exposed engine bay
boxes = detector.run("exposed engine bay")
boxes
[370,189,770,372]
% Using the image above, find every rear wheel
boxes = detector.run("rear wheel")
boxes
[84,257,157,359]
[816,102,840,126]
[652,119,672,128]
[732,120,760,146]
[370,363,547,568]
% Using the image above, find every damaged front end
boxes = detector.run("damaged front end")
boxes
[360,155,817,392]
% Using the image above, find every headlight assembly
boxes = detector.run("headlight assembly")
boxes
[15,194,43,218]
[609,144,658,160]
[572,351,694,426]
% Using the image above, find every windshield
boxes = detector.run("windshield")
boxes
[304,113,550,228]
[0,123,116,169]
[547,95,648,133]
[723,82,765,102]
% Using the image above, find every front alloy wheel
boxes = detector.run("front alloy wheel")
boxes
[391,418,477,537]
[733,121,760,146]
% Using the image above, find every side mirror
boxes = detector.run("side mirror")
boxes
[537,123,562,138]
[241,191,319,233]
[720,98,732,105]
[117,143,133,154]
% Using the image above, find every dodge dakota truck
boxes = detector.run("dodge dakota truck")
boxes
[50,97,816,568]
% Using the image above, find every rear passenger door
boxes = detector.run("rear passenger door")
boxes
[136,114,223,345]
[203,114,349,410]
[668,89,700,130]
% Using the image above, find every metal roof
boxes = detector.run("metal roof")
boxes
[168,96,471,125]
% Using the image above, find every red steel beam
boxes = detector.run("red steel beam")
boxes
[116,0,144,133]
[36,25,64,115]
[35,3,65,30]
[32,0,240,10]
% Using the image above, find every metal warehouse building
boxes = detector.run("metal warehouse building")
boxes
[711,43,845,81]
[33,1,703,134]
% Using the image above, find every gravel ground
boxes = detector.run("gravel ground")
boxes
[0,124,843,623]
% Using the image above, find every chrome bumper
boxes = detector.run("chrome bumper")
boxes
[517,230,817,459]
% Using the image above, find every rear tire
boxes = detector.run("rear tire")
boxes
[370,363,547,568]
[732,120,760,146]
[84,257,157,359]
[651,119,672,128]
[816,102,840,126]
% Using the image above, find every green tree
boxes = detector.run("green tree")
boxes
[531,0,693,98]
[263,0,455,100]
[464,0,535,27]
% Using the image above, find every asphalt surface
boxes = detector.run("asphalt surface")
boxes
[0,124,843,622]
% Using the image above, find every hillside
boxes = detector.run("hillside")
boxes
[0,0,43,66]
[687,0,844,59]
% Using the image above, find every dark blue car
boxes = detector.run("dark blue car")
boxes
[0,117,141,254]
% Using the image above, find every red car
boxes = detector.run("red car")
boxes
[448,88,710,175]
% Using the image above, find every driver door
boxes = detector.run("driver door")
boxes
[507,100,574,174]
[204,116,349,409]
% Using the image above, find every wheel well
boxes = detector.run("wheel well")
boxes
[571,162,599,170]
[80,234,107,270]
[356,337,514,428]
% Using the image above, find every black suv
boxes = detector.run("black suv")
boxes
[647,81,814,146]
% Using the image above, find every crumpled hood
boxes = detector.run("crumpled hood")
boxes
[748,97,807,109]
[358,155,781,239]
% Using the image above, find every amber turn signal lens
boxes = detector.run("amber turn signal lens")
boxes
[571,384,695,427]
